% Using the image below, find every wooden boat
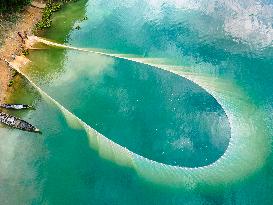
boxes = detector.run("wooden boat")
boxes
[0,112,40,133]
[0,104,33,110]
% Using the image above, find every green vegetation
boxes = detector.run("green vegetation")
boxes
[35,1,61,30]
[0,0,31,14]
[11,69,19,77]
[8,80,14,87]
[0,0,77,14]
[35,0,78,31]
[8,69,19,87]
[22,49,29,56]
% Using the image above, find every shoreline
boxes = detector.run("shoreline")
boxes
[0,3,44,104]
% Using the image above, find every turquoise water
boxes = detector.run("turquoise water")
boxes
[1,0,273,204]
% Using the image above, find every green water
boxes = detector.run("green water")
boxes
[1,0,273,204]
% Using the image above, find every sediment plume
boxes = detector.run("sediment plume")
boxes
[10,36,269,188]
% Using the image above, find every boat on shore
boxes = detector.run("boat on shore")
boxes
[0,112,41,133]
[0,104,33,110]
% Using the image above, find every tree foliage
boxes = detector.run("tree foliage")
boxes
[0,0,32,14]
[35,1,61,29]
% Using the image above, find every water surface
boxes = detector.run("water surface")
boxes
[1,0,273,204]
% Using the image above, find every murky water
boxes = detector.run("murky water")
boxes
[1,0,273,204]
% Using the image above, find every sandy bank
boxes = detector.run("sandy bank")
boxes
[0,2,44,103]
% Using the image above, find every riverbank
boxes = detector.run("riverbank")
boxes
[0,2,44,104]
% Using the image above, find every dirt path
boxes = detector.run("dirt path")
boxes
[0,3,44,103]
